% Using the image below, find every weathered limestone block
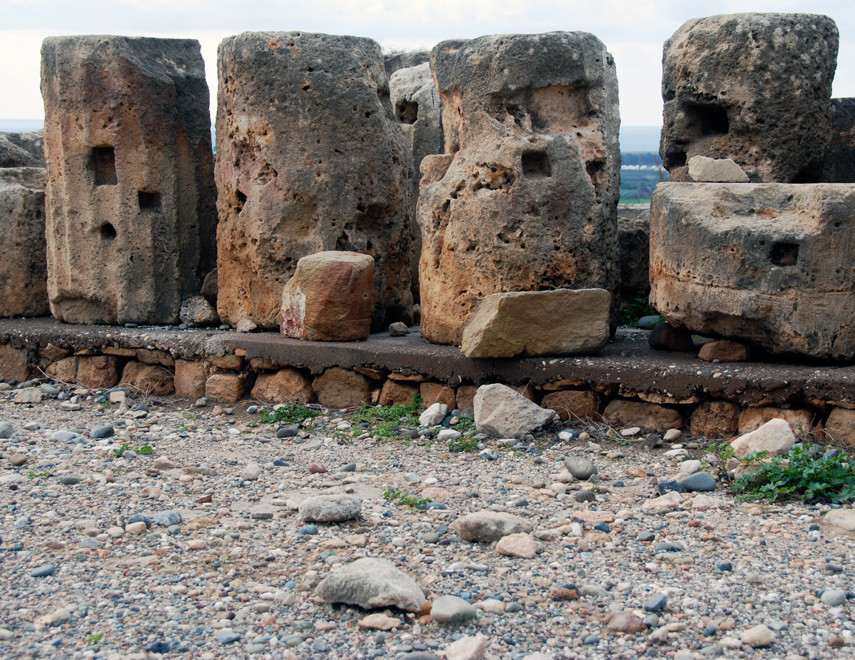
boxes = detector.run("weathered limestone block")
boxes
[461,289,610,358]
[41,36,217,324]
[602,399,683,432]
[737,407,814,437]
[419,382,456,409]
[418,32,621,344]
[120,362,175,396]
[826,408,855,446]
[378,379,419,407]
[0,130,45,168]
[689,400,740,438]
[205,373,246,403]
[687,156,748,183]
[280,251,375,341]
[312,367,371,409]
[75,356,119,389]
[174,359,209,399]
[384,51,429,76]
[0,344,30,382]
[650,183,855,359]
[541,389,602,421]
[216,32,414,330]
[618,206,650,303]
[251,368,314,404]
[821,98,855,183]
[0,168,49,317]
[661,13,838,183]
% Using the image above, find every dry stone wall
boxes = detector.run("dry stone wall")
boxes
[215,32,414,331]
[418,32,621,345]
[41,36,217,325]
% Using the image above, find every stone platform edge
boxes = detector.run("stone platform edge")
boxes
[1,318,854,442]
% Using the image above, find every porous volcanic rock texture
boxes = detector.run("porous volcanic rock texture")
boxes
[417,32,621,345]
[40,36,217,324]
[660,13,838,183]
[821,98,855,183]
[215,32,414,331]
[650,182,855,360]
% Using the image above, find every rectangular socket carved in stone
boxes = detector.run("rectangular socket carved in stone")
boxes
[522,151,551,178]
[138,190,161,211]
[91,146,117,186]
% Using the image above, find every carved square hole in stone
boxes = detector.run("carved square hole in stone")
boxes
[684,102,729,138]
[99,223,117,239]
[396,100,419,125]
[138,190,161,211]
[522,151,551,178]
[91,146,117,186]
[770,242,799,267]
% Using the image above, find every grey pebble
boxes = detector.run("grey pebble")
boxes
[0,422,13,438]
[644,594,667,612]
[90,424,115,439]
[153,510,183,526]
[31,564,57,577]
[59,475,81,485]
[215,630,241,644]
[678,472,716,492]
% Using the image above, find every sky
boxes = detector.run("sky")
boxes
[1,0,853,127]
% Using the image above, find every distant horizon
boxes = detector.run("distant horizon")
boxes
[0,120,665,154]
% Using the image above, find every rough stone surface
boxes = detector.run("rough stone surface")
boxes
[0,343,30,382]
[541,389,601,421]
[280,251,376,341]
[312,368,371,409]
[378,379,419,407]
[173,359,209,399]
[452,511,534,543]
[41,36,216,324]
[119,362,175,396]
[299,494,362,523]
[430,596,478,624]
[826,407,855,446]
[389,62,443,288]
[419,384,456,409]
[250,368,314,404]
[384,51,430,76]
[650,183,855,359]
[564,455,597,481]
[689,400,740,438]
[648,322,695,353]
[737,407,814,436]
[461,289,610,358]
[603,399,683,433]
[741,624,773,648]
[661,13,838,183]
[179,296,219,327]
[730,418,796,460]
[473,384,556,438]
[443,633,487,660]
[215,32,413,331]
[315,557,425,612]
[698,339,750,362]
[823,508,855,534]
[205,373,246,403]
[821,98,855,183]
[419,402,449,427]
[495,533,537,559]
[0,168,48,317]
[617,207,650,304]
[418,32,621,345]
[687,156,748,183]
[75,356,120,389]
[0,130,45,168]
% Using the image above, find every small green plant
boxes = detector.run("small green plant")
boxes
[733,444,855,503]
[448,434,479,453]
[136,445,154,455]
[87,632,104,645]
[113,443,129,458]
[619,295,661,326]
[98,400,110,409]
[260,404,318,425]
[28,469,49,479]
[352,394,423,438]
[708,441,736,464]
[383,489,432,510]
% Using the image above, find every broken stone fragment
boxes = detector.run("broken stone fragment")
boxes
[460,289,610,358]
[280,251,376,342]
[315,557,425,611]
[473,383,556,438]
[687,156,748,183]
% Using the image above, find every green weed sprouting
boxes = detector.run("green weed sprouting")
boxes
[383,489,432,510]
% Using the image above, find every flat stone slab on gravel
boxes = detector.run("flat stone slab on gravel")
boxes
[431,595,478,624]
[298,494,362,522]
[315,557,425,612]
[452,511,534,543]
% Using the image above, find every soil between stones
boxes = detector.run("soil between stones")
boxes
[0,383,853,660]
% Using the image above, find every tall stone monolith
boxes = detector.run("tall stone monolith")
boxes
[216,32,414,331]
[661,13,838,183]
[41,36,217,324]
[0,167,48,317]
[417,32,621,345]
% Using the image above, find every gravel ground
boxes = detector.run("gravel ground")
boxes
[0,379,853,660]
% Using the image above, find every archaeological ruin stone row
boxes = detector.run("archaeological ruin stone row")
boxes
[0,12,854,371]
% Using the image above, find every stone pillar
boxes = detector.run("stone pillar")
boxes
[390,62,443,293]
[41,36,217,325]
[0,167,48,317]
[417,32,621,345]
[661,13,838,183]
[650,183,855,360]
[821,98,855,183]
[215,32,414,331]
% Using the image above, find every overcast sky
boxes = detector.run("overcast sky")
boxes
[1,0,853,126]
